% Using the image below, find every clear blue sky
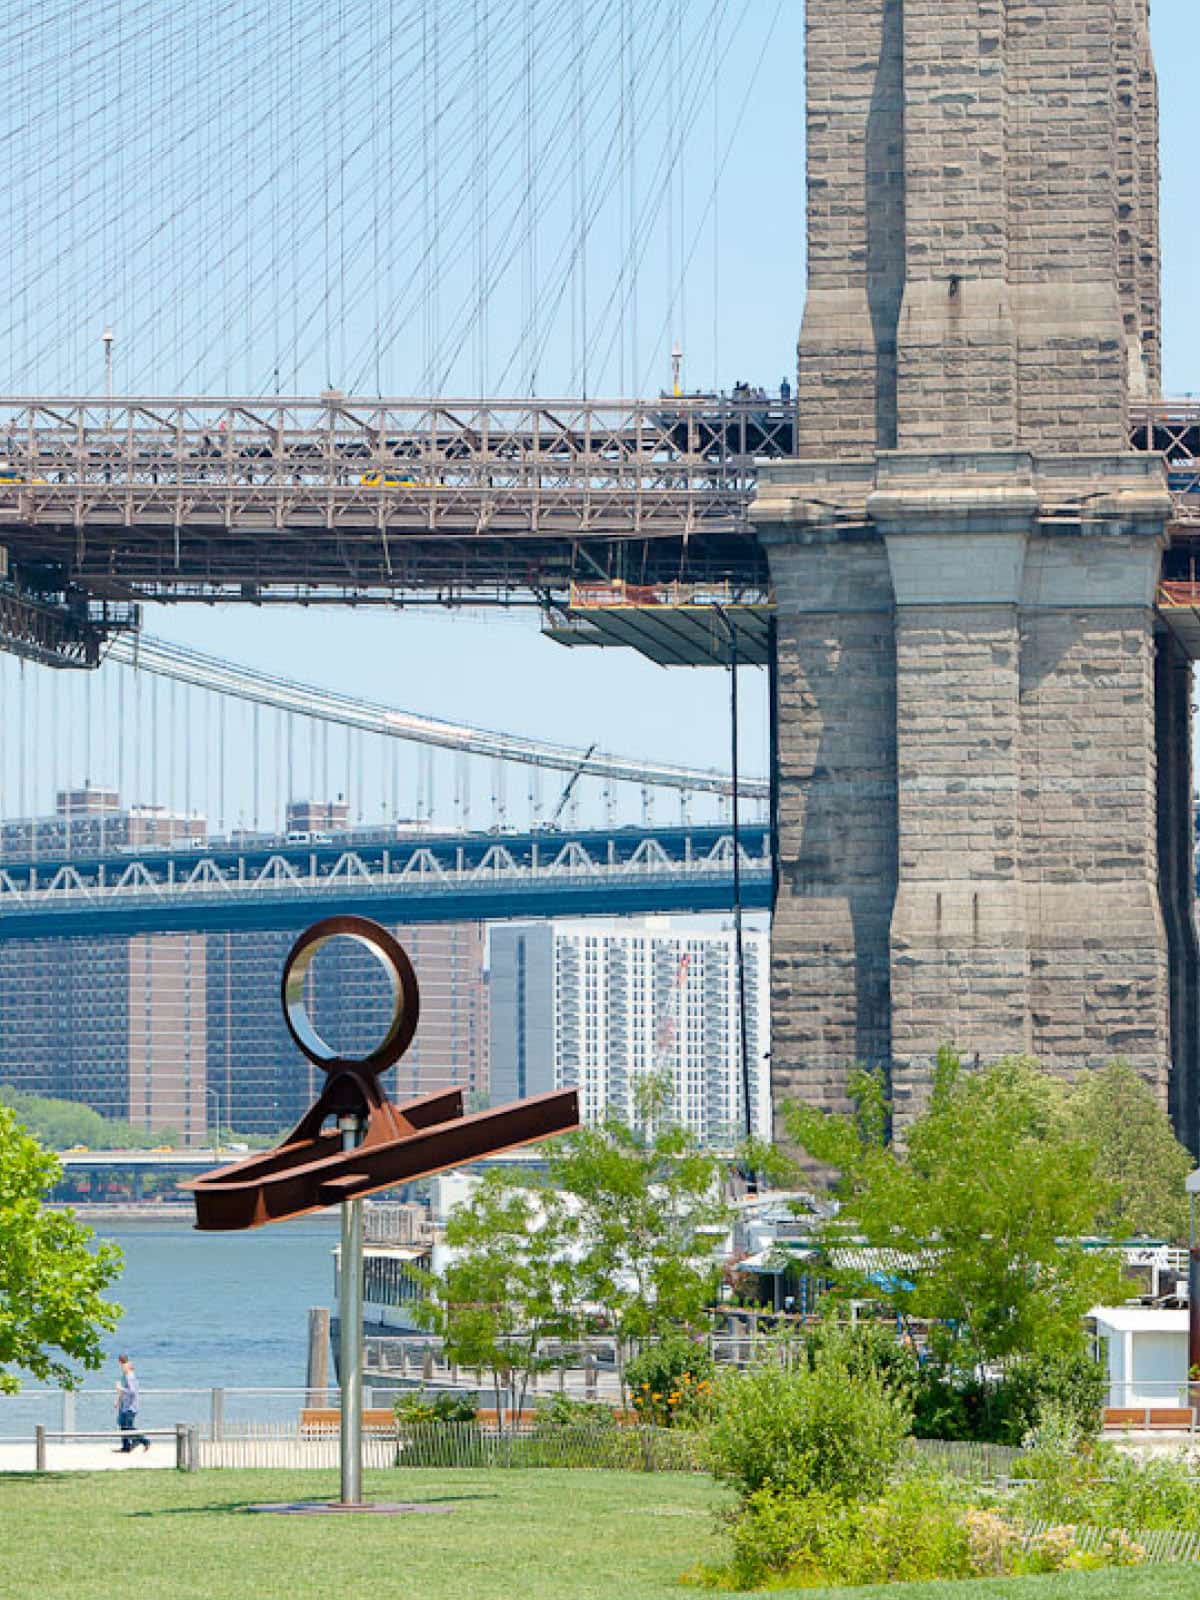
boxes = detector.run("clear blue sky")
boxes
[13,0,1200,803]
[159,0,1199,792]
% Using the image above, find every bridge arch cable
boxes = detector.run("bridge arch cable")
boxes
[1,0,777,399]
[102,632,768,803]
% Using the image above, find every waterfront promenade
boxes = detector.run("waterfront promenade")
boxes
[0,1439,171,1472]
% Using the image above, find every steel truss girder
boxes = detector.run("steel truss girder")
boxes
[0,394,784,595]
[0,585,121,668]
[0,396,1193,606]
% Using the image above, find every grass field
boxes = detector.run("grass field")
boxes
[4,1469,1200,1600]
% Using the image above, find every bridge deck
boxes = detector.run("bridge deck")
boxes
[0,822,773,940]
[1,394,1197,664]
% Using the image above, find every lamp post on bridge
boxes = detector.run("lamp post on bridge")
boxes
[100,327,114,402]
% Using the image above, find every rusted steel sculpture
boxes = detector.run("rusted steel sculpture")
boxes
[186,914,579,1511]
[187,915,578,1230]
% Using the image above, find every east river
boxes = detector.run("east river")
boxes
[1,1215,342,1434]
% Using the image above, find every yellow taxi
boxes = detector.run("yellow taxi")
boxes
[360,469,418,488]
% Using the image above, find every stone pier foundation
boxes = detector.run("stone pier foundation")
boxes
[758,0,1198,1142]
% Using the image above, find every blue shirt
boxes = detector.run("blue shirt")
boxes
[118,1369,140,1414]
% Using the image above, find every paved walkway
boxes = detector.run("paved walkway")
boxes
[0,1439,175,1472]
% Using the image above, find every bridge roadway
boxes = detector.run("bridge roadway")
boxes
[0,821,773,941]
[1,394,1197,599]
[0,395,790,605]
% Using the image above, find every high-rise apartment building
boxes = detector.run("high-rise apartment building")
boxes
[0,931,208,1140]
[0,919,487,1142]
[489,917,770,1146]
[207,920,488,1133]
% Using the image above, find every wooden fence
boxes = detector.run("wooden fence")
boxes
[394,1422,705,1472]
[907,1439,1020,1482]
[1023,1520,1200,1565]
[198,1421,705,1472]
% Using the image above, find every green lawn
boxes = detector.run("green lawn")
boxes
[4,1469,1200,1600]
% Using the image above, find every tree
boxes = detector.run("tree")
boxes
[548,1099,731,1348]
[0,1086,268,1152]
[422,1087,733,1413]
[785,1050,1125,1375]
[0,1106,123,1391]
[416,1170,579,1424]
[1064,1062,1192,1241]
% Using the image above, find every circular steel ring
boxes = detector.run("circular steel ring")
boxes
[280,915,419,1075]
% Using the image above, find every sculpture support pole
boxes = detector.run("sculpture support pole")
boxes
[338,1112,365,1507]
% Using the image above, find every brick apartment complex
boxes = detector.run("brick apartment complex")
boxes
[0,795,488,1140]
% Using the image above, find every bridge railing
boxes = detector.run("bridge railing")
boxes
[0,394,796,537]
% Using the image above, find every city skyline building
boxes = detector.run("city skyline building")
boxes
[1,784,205,859]
[0,788,490,1140]
[0,919,488,1142]
[489,915,770,1146]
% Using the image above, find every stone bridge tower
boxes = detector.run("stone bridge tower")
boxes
[754,0,1200,1146]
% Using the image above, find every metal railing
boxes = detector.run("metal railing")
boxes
[0,394,790,553]
[28,1424,198,1472]
[1103,1379,1198,1429]
[0,1386,331,1439]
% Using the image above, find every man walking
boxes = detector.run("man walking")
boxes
[114,1353,150,1452]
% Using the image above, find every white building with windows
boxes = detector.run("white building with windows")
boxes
[489,916,770,1145]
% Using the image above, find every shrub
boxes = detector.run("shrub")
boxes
[626,1334,716,1429]
[707,1344,911,1502]
[1011,1414,1200,1533]
[802,1319,920,1407]
[533,1393,615,1428]
[1008,1405,1104,1524]
[1102,1451,1200,1534]
[911,1348,1107,1444]
[718,1476,974,1590]
[964,1507,1021,1576]
[998,1350,1107,1441]
[394,1389,477,1425]
[704,1478,1148,1592]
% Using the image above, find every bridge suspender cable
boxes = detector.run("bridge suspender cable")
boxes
[104,633,768,803]
[712,603,754,1144]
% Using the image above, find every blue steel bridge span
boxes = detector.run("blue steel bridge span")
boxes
[0,822,772,942]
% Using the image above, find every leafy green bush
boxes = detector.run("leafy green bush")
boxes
[800,1319,920,1407]
[1102,1452,1200,1534]
[911,1348,1107,1444]
[706,1476,974,1590]
[706,1344,911,1502]
[695,1475,1149,1592]
[625,1334,715,1428]
[533,1393,615,1428]
[394,1390,477,1424]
